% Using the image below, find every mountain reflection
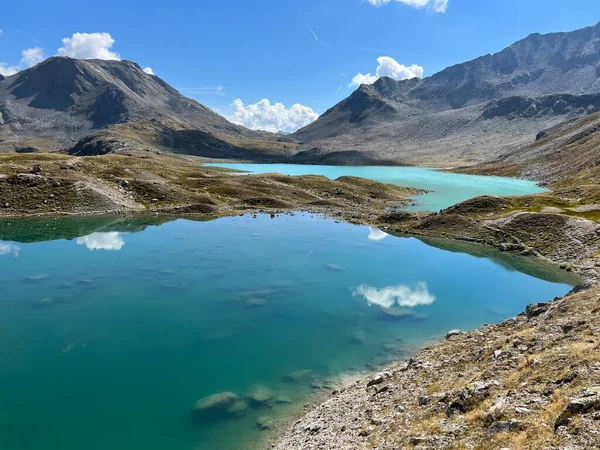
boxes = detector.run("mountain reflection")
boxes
[76,232,125,251]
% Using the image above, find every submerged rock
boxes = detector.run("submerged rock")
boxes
[380,306,415,318]
[227,400,249,414]
[194,392,239,412]
[326,264,344,272]
[256,416,275,430]
[348,329,367,345]
[246,384,274,406]
[283,369,314,384]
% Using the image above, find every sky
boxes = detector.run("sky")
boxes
[0,0,599,132]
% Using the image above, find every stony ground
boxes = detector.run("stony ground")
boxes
[273,285,600,450]
[0,151,420,220]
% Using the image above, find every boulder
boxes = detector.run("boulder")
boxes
[367,372,390,387]
[555,386,600,429]
[525,302,549,319]
[256,416,275,430]
[283,369,314,384]
[194,392,239,412]
[246,384,274,406]
[380,306,415,319]
[446,329,463,339]
[227,400,249,414]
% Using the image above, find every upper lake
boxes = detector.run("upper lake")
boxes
[207,164,547,211]
[0,214,578,450]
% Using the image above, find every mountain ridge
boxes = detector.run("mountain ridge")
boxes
[293,21,600,166]
[0,56,290,157]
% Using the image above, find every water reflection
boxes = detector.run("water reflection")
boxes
[75,232,125,251]
[353,282,436,308]
[368,227,388,241]
[0,242,20,257]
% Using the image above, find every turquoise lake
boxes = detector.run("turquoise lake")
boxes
[207,164,547,211]
[0,214,578,450]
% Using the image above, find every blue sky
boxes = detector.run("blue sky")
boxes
[1,0,599,132]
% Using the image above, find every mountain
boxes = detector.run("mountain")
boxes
[294,21,600,166]
[0,57,292,158]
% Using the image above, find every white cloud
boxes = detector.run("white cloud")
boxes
[353,282,436,308]
[0,63,19,76]
[368,227,389,241]
[366,0,448,13]
[58,32,120,60]
[226,98,319,133]
[143,67,154,75]
[76,232,125,251]
[351,56,424,87]
[0,243,20,257]
[20,47,45,68]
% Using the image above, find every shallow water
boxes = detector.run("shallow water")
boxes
[0,214,577,450]
[207,163,547,211]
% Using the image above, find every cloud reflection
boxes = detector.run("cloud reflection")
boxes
[368,227,389,241]
[353,282,436,308]
[0,242,20,257]
[76,232,125,251]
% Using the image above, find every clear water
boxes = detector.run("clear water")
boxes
[0,214,577,450]
[207,164,547,211]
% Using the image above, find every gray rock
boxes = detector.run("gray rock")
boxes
[446,329,463,339]
[367,372,390,387]
[227,400,249,414]
[246,384,274,406]
[256,416,275,430]
[194,392,239,411]
[555,386,600,429]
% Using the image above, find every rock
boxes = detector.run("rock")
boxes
[283,369,314,384]
[418,396,430,406]
[227,400,249,414]
[555,386,600,429]
[150,198,159,203]
[246,384,274,406]
[326,264,344,272]
[303,422,321,434]
[348,329,367,345]
[526,302,549,319]
[446,329,463,339]
[381,342,403,354]
[380,306,415,319]
[30,164,42,174]
[275,395,293,404]
[367,372,390,387]
[487,419,524,435]
[194,392,239,412]
[493,349,512,359]
[256,416,275,431]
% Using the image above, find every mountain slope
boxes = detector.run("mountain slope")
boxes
[0,57,290,157]
[295,21,600,166]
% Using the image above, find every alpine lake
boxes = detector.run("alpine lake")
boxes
[0,166,578,450]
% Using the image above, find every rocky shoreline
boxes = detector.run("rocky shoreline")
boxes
[271,282,600,449]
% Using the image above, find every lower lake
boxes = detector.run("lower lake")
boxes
[207,164,547,211]
[0,214,577,450]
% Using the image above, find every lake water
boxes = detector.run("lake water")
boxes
[0,214,577,450]
[207,164,547,211]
